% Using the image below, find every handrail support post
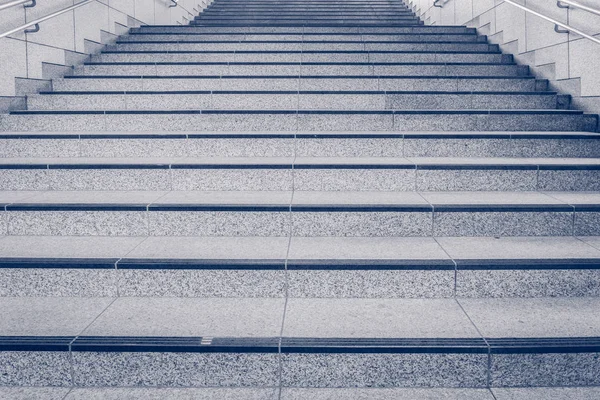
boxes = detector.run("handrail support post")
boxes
[23,22,39,34]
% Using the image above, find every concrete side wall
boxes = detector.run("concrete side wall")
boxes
[0,0,210,100]
[405,0,600,115]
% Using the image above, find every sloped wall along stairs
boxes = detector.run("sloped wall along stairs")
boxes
[1,0,600,398]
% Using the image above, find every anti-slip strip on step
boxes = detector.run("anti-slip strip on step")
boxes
[3,133,596,139]
[60,75,531,80]
[0,258,119,269]
[100,50,493,54]
[1,163,599,171]
[455,259,600,270]
[10,110,580,116]
[116,40,476,44]
[2,258,599,271]
[128,32,475,36]
[4,203,599,213]
[3,336,600,354]
[82,62,512,67]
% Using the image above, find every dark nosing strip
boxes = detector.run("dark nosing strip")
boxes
[169,164,292,169]
[286,259,455,270]
[0,134,78,139]
[0,258,119,269]
[432,204,575,213]
[100,50,494,54]
[128,32,474,36]
[60,75,532,80]
[290,205,432,212]
[3,336,600,354]
[117,258,285,270]
[488,337,600,354]
[538,165,600,171]
[9,110,582,116]
[292,164,414,169]
[573,205,600,212]
[456,258,600,270]
[83,62,509,66]
[117,40,477,44]
[417,164,538,171]
[148,204,291,212]
[46,164,170,170]
[39,91,552,96]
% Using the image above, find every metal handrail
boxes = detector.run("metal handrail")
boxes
[0,0,92,39]
[0,0,33,11]
[504,0,600,45]
[557,0,600,17]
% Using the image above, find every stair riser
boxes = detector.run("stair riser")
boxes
[0,209,596,237]
[0,167,597,191]
[0,113,585,132]
[28,93,553,111]
[93,53,507,63]
[132,27,474,34]
[109,43,492,51]
[5,267,600,298]
[52,77,538,92]
[123,34,477,42]
[4,349,600,388]
[76,64,526,77]
[1,137,599,158]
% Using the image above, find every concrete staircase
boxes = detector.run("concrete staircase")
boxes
[1,0,600,398]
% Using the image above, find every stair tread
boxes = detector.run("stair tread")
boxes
[2,190,600,207]
[1,236,599,261]
[3,296,600,339]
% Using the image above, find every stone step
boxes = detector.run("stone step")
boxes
[190,21,423,26]
[1,234,600,297]
[1,387,600,400]
[131,26,475,34]
[51,76,542,93]
[0,157,598,191]
[2,294,600,387]
[27,91,557,111]
[73,63,526,77]
[123,33,481,42]
[0,131,598,158]
[92,51,511,63]
[1,110,590,132]
[0,191,598,238]
[108,41,494,52]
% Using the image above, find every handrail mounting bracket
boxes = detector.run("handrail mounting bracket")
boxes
[23,0,36,8]
[24,22,39,34]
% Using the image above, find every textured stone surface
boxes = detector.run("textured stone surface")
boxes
[538,170,600,191]
[433,211,573,237]
[118,269,285,297]
[0,139,79,158]
[492,387,600,400]
[292,211,431,236]
[0,268,117,297]
[282,388,495,399]
[0,387,71,399]
[283,299,478,338]
[287,270,454,298]
[0,352,72,386]
[295,138,403,157]
[281,353,487,387]
[65,388,278,400]
[8,211,148,236]
[171,169,293,191]
[294,169,415,191]
[574,212,600,235]
[0,297,112,335]
[47,169,171,191]
[73,352,279,387]
[403,138,510,157]
[417,169,537,191]
[490,353,600,387]
[457,269,600,298]
[83,297,285,337]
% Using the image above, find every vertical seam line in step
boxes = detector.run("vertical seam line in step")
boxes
[278,137,297,400]
[67,296,119,387]
[455,297,492,389]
